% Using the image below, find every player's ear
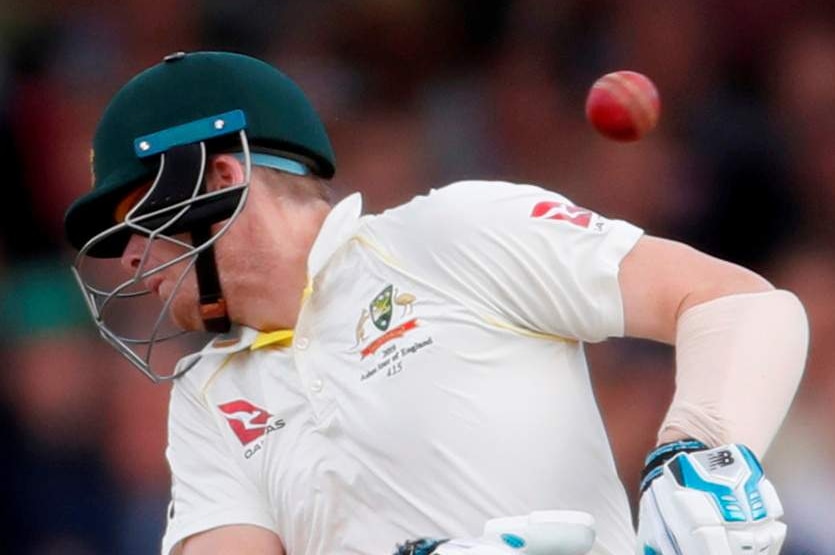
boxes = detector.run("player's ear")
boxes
[206,154,246,191]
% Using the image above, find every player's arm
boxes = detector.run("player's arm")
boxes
[617,235,808,555]
[162,375,283,555]
[619,235,772,344]
[177,525,284,555]
[618,234,807,452]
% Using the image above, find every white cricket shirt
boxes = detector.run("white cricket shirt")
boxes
[161,180,644,555]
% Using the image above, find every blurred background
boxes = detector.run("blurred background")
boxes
[0,0,833,553]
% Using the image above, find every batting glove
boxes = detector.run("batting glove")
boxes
[637,440,786,555]
[393,510,596,555]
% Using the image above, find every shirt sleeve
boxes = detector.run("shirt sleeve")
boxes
[370,180,644,342]
[160,372,277,555]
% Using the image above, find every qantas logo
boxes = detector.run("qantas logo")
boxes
[218,399,284,446]
[530,201,594,228]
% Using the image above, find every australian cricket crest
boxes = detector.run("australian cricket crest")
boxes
[370,284,394,331]
[352,282,431,381]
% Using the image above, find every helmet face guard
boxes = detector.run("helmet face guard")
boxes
[71,112,253,383]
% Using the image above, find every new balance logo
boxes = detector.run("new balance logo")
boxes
[708,449,735,469]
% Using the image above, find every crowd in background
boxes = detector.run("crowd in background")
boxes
[1,1,833,553]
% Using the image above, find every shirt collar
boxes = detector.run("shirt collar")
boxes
[193,325,295,356]
[200,325,261,354]
[307,192,363,278]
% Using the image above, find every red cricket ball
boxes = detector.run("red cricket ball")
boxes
[585,70,661,141]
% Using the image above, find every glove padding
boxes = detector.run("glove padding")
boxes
[394,510,595,555]
[638,443,786,555]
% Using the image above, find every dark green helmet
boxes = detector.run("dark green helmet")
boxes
[64,50,335,256]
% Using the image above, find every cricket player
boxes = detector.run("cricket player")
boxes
[64,51,808,555]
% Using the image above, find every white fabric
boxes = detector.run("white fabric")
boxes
[658,290,809,456]
[161,180,644,555]
[637,444,786,555]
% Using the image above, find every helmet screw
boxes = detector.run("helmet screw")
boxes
[138,140,151,151]
[214,119,225,130]
[163,51,187,63]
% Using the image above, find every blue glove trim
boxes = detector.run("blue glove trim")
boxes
[392,538,448,555]
[639,466,665,493]
[739,445,768,520]
[644,439,708,467]
[640,438,708,492]
[501,533,526,548]
[669,454,746,522]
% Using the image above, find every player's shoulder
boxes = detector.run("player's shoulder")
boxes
[358,179,589,265]
[413,179,572,210]
[371,179,574,230]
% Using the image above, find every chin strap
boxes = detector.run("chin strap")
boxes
[191,224,231,333]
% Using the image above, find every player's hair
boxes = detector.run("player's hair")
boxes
[252,164,333,205]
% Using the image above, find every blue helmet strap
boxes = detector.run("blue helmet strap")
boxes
[232,152,310,176]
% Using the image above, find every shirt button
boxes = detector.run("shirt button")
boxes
[296,337,310,350]
[310,378,324,392]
